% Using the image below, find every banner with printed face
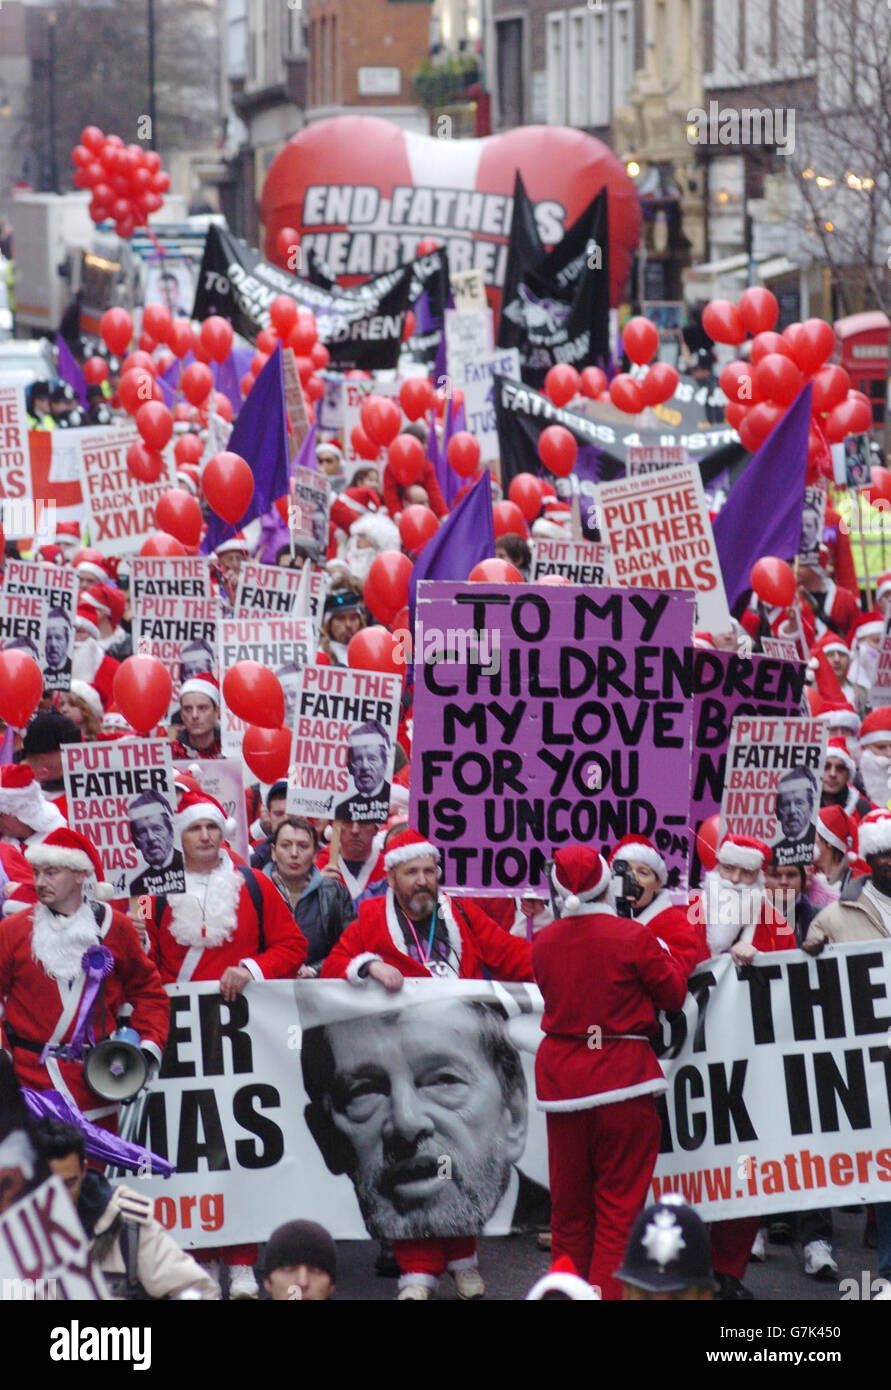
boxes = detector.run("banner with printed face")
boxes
[410,582,696,892]
[460,347,521,464]
[528,538,609,585]
[688,650,809,882]
[234,561,327,646]
[123,947,891,1247]
[287,665,402,821]
[0,593,48,681]
[131,596,219,719]
[62,739,185,898]
[219,617,314,756]
[289,467,330,566]
[174,757,250,865]
[130,556,214,604]
[77,426,175,555]
[798,482,826,568]
[597,464,731,635]
[0,1176,110,1300]
[3,559,78,691]
[720,717,827,868]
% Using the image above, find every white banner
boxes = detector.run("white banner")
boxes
[460,347,520,463]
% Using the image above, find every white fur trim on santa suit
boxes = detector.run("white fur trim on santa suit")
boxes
[817,708,861,735]
[0,1130,35,1178]
[858,817,891,859]
[384,840,440,870]
[350,512,400,551]
[612,843,667,885]
[855,619,884,643]
[176,801,237,837]
[68,680,103,723]
[630,889,675,927]
[166,862,243,950]
[74,561,109,585]
[26,844,97,874]
[345,951,384,986]
[716,843,765,871]
[536,1076,669,1112]
[384,887,462,972]
[526,1270,601,1301]
[179,676,220,706]
[0,786,65,837]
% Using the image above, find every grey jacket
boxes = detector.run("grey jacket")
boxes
[805,875,891,949]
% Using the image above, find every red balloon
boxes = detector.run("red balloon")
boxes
[538,425,578,477]
[269,295,299,336]
[609,373,644,414]
[155,350,175,375]
[81,125,105,154]
[737,287,779,336]
[250,351,270,378]
[508,473,545,522]
[724,401,747,430]
[399,378,435,421]
[537,574,572,586]
[736,412,762,453]
[399,504,439,554]
[719,360,760,406]
[100,307,133,357]
[493,500,528,537]
[467,558,524,584]
[127,442,164,483]
[140,532,186,556]
[347,626,404,677]
[223,662,285,729]
[310,342,330,371]
[83,356,109,385]
[869,467,891,506]
[121,350,155,378]
[701,300,745,346]
[446,431,481,479]
[792,318,836,375]
[142,303,172,345]
[190,336,212,366]
[754,353,805,406]
[402,310,416,342]
[168,319,193,358]
[287,319,317,356]
[639,362,679,407]
[825,393,872,442]
[745,401,786,445]
[361,396,402,448]
[0,650,43,728]
[275,227,300,265]
[174,434,203,467]
[154,488,203,548]
[136,401,173,451]
[200,315,234,363]
[293,355,315,385]
[119,368,156,415]
[242,726,292,783]
[364,551,414,625]
[416,237,440,257]
[544,364,581,407]
[113,655,173,734]
[256,327,279,356]
[696,813,721,872]
[750,331,793,365]
[751,557,797,608]
[137,332,156,354]
[181,362,214,407]
[622,316,659,366]
[203,451,254,524]
[387,435,425,487]
[211,391,234,422]
[240,373,254,398]
[580,366,608,398]
[350,425,381,462]
[812,364,851,415]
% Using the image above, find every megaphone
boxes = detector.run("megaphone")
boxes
[83,1028,148,1103]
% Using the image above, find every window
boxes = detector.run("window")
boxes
[612,2,633,109]
[589,8,609,126]
[568,11,588,127]
[321,16,328,105]
[546,13,567,126]
[495,17,525,127]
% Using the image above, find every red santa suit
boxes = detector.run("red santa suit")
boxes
[608,836,707,979]
[532,846,687,1301]
[316,843,387,905]
[0,831,169,1126]
[323,829,533,1297]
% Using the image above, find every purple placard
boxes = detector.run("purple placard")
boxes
[688,649,808,880]
[410,582,696,893]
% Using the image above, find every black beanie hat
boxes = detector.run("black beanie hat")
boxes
[21,710,82,757]
[263,1220,337,1282]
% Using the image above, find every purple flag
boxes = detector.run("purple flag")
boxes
[202,344,290,553]
[441,393,467,506]
[712,383,811,612]
[214,346,254,416]
[408,470,495,629]
[55,336,88,409]
[295,420,318,471]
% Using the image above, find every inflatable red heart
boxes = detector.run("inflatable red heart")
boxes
[260,117,640,313]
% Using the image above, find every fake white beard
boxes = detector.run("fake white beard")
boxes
[851,644,879,690]
[859,748,891,806]
[342,541,375,583]
[328,639,349,664]
[31,902,99,981]
[703,870,762,955]
[71,636,103,684]
[166,862,242,949]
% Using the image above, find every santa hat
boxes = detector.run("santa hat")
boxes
[25,827,114,900]
[172,764,203,801]
[37,544,64,566]
[350,512,400,551]
[716,834,770,872]
[0,765,64,835]
[814,701,861,736]
[81,582,126,629]
[806,648,846,705]
[329,486,381,535]
[550,845,610,913]
[55,521,82,550]
[316,439,344,462]
[817,805,858,861]
[526,1256,601,1302]
[812,630,850,661]
[824,736,857,778]
[857,809,891,859]
[608,835,667,886]
[693,631,716,649]
[384,827,440,871]
[531,516,570,540]
[858,708,891,748]
[852,611,884,645]
[179,672,221,706]
[67,680,103,724]
[73,602,100,640]
[175,466,201,497]
[877,570,891,605]
[99,703,134,738]
[72,547,115,585]
[175,789,236,837]
[213,533,250,558]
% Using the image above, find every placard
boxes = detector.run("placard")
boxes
[130,556,215,603]
[174,756,250,864]
[528,537,609,585]
[234,560,327,645]
[460,347,521,463]
[131,595,219,717]
[720,716,826,867]
[219,616,314,755]
[0,1176,110,1300]
[289,466,330,564]
[77,426,175,555]
[282,346,310,451]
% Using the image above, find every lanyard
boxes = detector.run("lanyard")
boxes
[405,913,437,963]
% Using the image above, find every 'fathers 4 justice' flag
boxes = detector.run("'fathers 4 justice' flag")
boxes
[410,582,696,893]
[235,560,328,646]
[192,224,414,373]
[689,650,809,882]
[62,739,185,899]
[77,425,175,556]
[721,716,827,869]
[219,617,314,757]
[400,248,450,372]
[460,347,521,464]
[289,465,330,566]
[287,664,402,822]
[131,596,219,719]
[528,537,609,585]
[130,556,214,604]
[597,463,731,635]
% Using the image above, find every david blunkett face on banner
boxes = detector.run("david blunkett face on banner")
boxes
[302,1000,528,1239]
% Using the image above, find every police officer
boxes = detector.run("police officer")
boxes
[26,381,54,430]
[85,384,112,425]
[616,1196,718,1301]
[49,383,84,429]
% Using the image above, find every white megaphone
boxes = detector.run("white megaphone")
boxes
[83,1027,148,1103]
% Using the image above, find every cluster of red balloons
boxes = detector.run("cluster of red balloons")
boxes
[240,297,328,423]
[71,128,170,240]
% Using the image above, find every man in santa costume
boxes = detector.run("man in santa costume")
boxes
[607,835,706,978]
[80,581,131,661]
[0,764,68,915]
[820,736,873,821]
[695,833,788,1298]
[813,805,860,899]
[145,789,307,1299]
[0,827,168,1128]
[71,602,119,709]
[323,827,534,1299]
[855,708,891,806]
[811,631,857,705]
[212,534,250,610]
[316,817,387,907]
[169,673,224,760]
[532,844,687,1301]
[847,611,884,701]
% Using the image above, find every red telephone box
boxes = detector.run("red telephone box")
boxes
[832,311,890,431]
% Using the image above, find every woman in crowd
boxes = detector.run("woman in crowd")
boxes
[263,816,354,976]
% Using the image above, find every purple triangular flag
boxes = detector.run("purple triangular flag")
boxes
[408,470,495,629]
[55,336,88,409]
